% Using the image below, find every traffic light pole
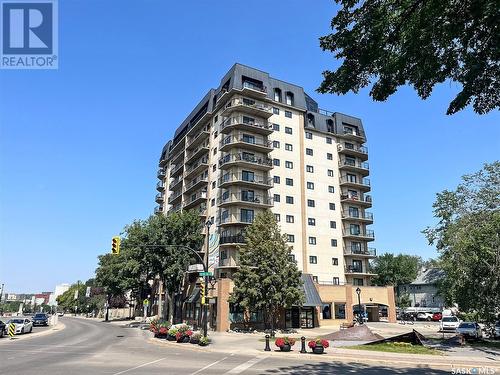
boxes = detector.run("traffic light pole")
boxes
[202,220,212,339]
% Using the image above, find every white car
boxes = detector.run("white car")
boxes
[440,316,461,331]
[417,312,433,321]
[7,318,33,334]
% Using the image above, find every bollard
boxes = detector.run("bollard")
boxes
[264,334,271,351]
[300,336,307,353]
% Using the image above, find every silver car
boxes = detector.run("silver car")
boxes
[456,322,482,339]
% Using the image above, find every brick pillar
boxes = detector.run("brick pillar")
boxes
[387,286,397,323]
[216,278,231,332]
[345,284,354,322]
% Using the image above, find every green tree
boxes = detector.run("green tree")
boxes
[229,210,304,331]
[371,253,422,298]
[318,0,499,115]
[424,161,500,328]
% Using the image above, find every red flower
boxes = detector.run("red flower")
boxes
[275,338,285,348]
[159,327,168,335]
[175,332,182,340]
[308,340,316,348]
[321,339,329,348]
[186,330,193,336]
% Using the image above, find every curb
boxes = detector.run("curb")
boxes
[0,322,66,344]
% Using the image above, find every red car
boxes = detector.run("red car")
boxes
[432,312,442,321]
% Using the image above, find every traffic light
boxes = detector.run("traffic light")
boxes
[111,236,121,255]
[199,282,205,305]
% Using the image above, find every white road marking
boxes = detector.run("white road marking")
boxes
[189,356,229,375]
[110,357,167,375]
[224,356,268,374]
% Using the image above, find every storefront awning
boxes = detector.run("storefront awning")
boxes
[185,287,200,303]
[301,274,323,307]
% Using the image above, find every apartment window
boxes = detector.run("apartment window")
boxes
[328,186,335,193]
[273,176,280,184]
[273,107,280,115]
[287,234,295,243]
[328,169,334,177]
[306,165,314,173]
[211,198,215,207]
[273,123,280,131]
[353,278,364,286]
[285,161,293,169]
[331,239,338,247]
[286,178,293,186]
[307,199,315,207]
[212,181,216,189]
[213,165,217,172]
[214,130,218,138]
[330,221,336,229]
[285,126,292,134]
[274,88,282,102]
[275,214,281,222]
[327,153,333,160]
[309,256,317,264]
[289,254,296,263]
[308,218,316,226]
[326,137,332,144]
[273,141,280,148]
[285,92,294,105]
[305,132,312,139]
[285,143,293,151]
[242,170,254,182]
[273,159,280,166]
[240,209,254,223]
[307,182,314,190]
[274,194,280,202]
[332,257,339,265]
[213,147,217,155]
[329,203,336,210]
[214,115,218,123]
[306,148,313,156]
[308,237,317,245]
[286,196,294,204]
[286,215,294,223]
[285,110,292,118]
[332,277,340,285]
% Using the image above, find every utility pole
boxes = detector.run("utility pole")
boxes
[0,283,4,303]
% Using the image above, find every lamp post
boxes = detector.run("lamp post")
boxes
[203,219,212,338]
[355,287,362,324]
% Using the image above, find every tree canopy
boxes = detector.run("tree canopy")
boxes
[229,210,304,330]
[318,0,499,115]
[424,161,500,325]
[371,253,422,291]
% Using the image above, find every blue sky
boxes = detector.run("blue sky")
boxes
[0,1,498,293]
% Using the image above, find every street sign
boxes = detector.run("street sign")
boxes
[143,299,149,306]
[200,272,213,277]
[8,323,15,338]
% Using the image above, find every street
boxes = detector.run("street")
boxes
[0,317,450,375]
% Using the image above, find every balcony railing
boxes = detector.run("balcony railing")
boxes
[154,206,163,214]
[155,193,164,202]
[340,159,369,171]
[340,176,371,187]
[183,191,208,208]
[242,81,267,93]
[218,214,255,225]
[185,157,209,176]
[220,135,272,149]
[168,191,182,204]
[344,247,377,256]
[219,173,273,187]
[157,169,166,179]
[339,143,368,155]
[218,258,238,267]
[220,231,245,245]
[342,211,373,221]
[345,265,365,273]
[340,193,372,204]
[156,181,165,191]
[186,130,210,149]
[224,97,272,113]
[343,229,375,239]
[218,193,273,206]
[220,116,272,133]
[219,153,273,168]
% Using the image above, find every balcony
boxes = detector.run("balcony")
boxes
[197,206,207,217]
[219,153,273,171]
[185,111,212,139]
[156,181,165,191]
[154,205,164,215]
[168,191,183,205]
[186,130,210,151]
[342,229,375,241]
[218,193,273,208]
[219,231,245,246]
[340,193,372,207]
[157,169,166,179]
[184,157,209,179]
[241,81,267,96]
[342,211,373,223]
[170,150,184,166]
[183,191,207,210]
[339,176,371,192]
[344,247,377,258]
[340,128,365,141]
[155,193,164,203]
[184,175,208,194]
[169,139,185,158]
[169,176,183,191]
[339,159,370,176]
[218,213,255,227]
[167,204,181,216]
[220,134,273,153]
[170,163,184,178]
[219,173,273,189]
[185,143,209,164]
[345,265,376,276]
[218,258,239,268]
[221,97,273,119]
[338,143,368,161]
[220,116,273,135]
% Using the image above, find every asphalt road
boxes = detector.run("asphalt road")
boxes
[0,317,450,375]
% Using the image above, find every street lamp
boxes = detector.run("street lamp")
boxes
[202,219,212,338]
[355,287,362,324]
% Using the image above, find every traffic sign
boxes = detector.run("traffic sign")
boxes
[143,299,149,306]
[200,272,213,277]
[8,323,15,338]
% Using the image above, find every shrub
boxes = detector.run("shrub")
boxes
[199,336,210,346]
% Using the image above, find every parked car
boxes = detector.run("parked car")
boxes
[0,320,5,338]
[57,311,64,317]
[456,322,482,339]
[7,318,33,334]
[32,313,49,326]
[416,312,433,321]
[440,316,461,331]
[432,312,443,321]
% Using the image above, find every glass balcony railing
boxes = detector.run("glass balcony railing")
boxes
[343,229,375,238]
[219,153,273,168]
[340,176,371,187]
[219,231,245,245]
[218,193,273,206]
[221,135,272,149]
[340,193,372,204]
[342,211,373,220]
[344,247,377,256]
[219,173,273,187]
[220,116,272,133]
[242,81,267,93]
[340,159,369,170]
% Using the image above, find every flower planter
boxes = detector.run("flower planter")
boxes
[166,335,176,341]
[280,344,291,352]
[198,341,208,346]
[190,339,199,345]
[177,336,190,343]
[312,345,324,354]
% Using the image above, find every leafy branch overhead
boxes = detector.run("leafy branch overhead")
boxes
[318,0,499,115]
